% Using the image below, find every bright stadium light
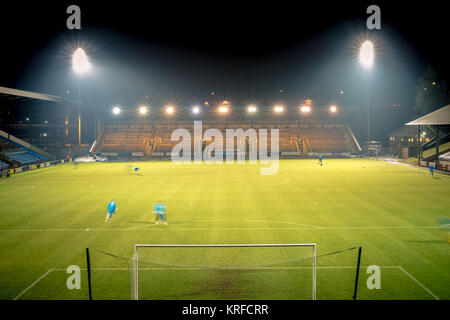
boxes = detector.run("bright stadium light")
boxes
[219,106,229,113]
[166,106,175,115]
[72,48,91,74]
[300,105,311,113]
[112,106,121,115]
[247,105,257,113]
[329,105,338,113]
[274,105,284,113]
[139,106,148,115]
[359,41,374,69]
[192,106,200,114]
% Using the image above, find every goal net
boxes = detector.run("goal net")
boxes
[129,244,316,300]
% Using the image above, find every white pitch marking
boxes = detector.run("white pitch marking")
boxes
[14,265,438,300]
[395,266,440,300]
[195,219,322,229]
[0,226,439,232]
[126,224,158,230]
[13,269,55,300]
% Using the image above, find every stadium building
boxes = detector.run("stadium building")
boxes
[0,87,363,167]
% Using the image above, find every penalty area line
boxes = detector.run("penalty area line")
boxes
[13,268,55,300]
[395,266,440,300]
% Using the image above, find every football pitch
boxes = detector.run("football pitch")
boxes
[0,159,449,300]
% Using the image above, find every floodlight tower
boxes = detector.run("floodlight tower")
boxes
[359,40,374,157]
[72,48,91,145]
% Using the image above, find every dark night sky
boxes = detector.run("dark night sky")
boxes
[0,1,449,140]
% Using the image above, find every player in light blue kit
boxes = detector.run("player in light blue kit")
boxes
[318,155,323,166]
[153,203,167,224]
[105,200,117,223]
[429,165,435,176]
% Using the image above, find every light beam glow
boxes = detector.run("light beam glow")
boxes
[359,41,374,69]
[112,107,121,115]
[274,105,284,113]
[300,106,311,113]
[166,106,174,115]
[72,48,91,74]
[247,105,257,113]
[139,106,148,115]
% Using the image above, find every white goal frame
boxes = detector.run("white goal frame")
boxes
[132,243,316,300]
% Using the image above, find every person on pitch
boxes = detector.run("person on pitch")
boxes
[105,200,117,223]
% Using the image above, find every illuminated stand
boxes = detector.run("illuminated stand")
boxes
[153,203,167,224]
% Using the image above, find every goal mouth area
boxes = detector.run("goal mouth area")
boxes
[131,244,317,300]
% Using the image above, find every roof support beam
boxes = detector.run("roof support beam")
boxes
[0,86,61,102]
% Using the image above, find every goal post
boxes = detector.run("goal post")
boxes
[130,243,316,300]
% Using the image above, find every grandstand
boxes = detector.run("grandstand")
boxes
[0,159,9,170]
[0,132,51,166]
[405,104,450,170]
[0,86,83,160]
[94,107,361,157]
[6,152,43,165]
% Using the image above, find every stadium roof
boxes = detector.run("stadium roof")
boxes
[405,104,450,126]
[0,86,61,107]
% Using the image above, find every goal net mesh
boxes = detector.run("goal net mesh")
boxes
[129,244,316,300]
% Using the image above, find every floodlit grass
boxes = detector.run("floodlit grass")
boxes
[0,159,449,300]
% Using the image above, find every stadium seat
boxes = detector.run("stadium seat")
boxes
[97,120,356,155]
[0,160,9,170]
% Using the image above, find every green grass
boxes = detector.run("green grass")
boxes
[0,159,449,300]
